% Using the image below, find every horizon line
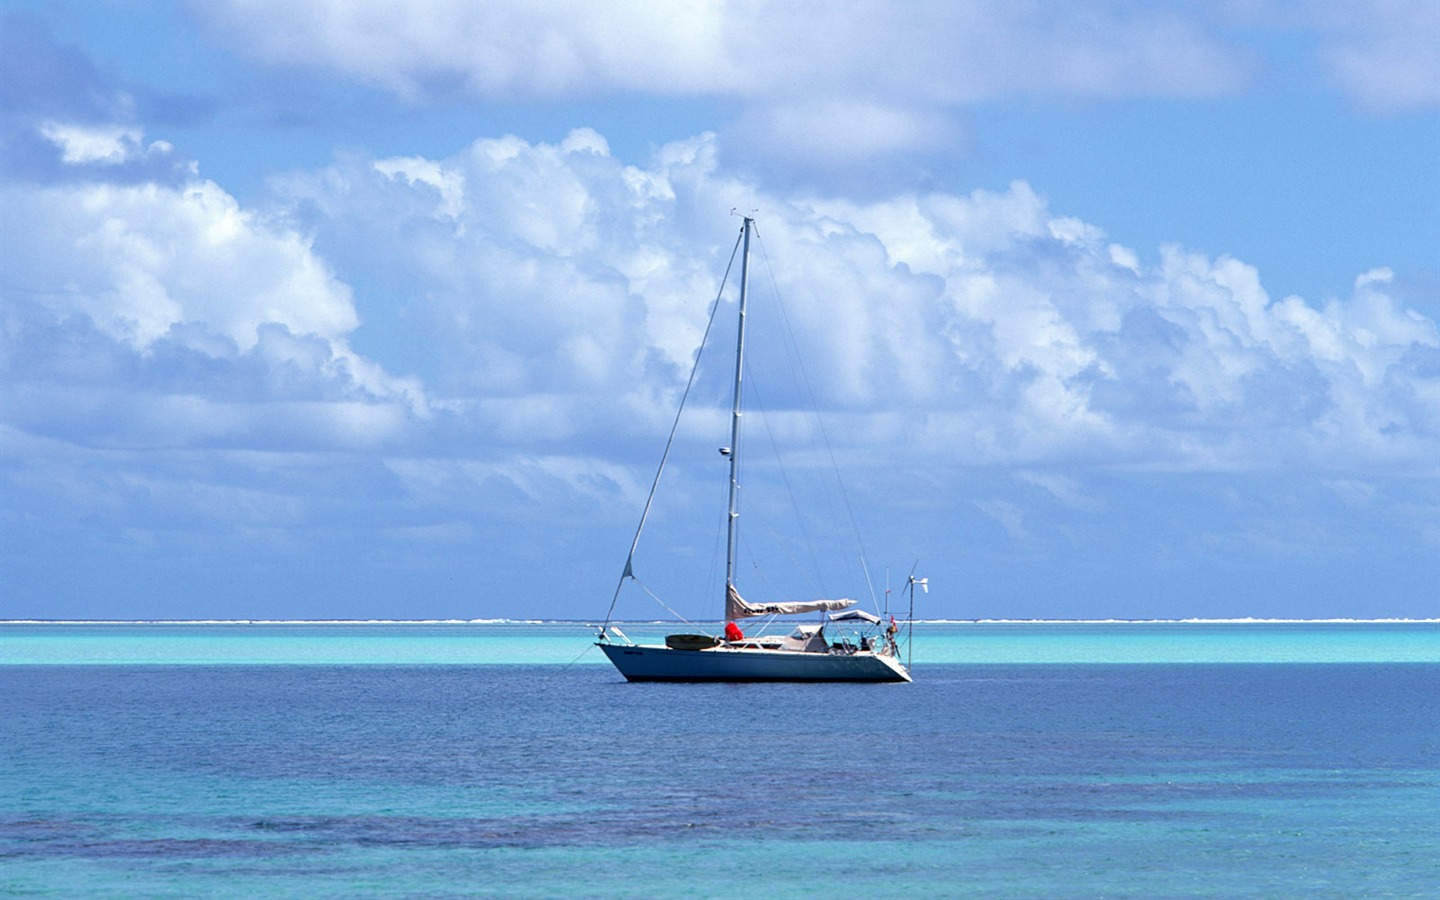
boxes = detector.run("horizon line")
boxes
[3,618,1437,626]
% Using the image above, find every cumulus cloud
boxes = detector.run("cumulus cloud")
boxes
[268,129,744,448]
[9,118,1434,471]
[39,122,154,165]
[4,177,359,349]
[1,129,428,453]
[1,15,206,187]
[813,187,1438,470]
[6,3,1436,618]
[253,128,1440,478]
[4,114,1436,616]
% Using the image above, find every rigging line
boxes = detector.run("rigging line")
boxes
[742,365,828,598]
[860,555,881,616]
[703,460,729,614]
[752,223,874,599]
[556,641,598,672]
[633,575,698,627]
[741,522,811,609]
[602,225,746,627]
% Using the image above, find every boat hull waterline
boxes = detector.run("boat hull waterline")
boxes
[598,642,912,683]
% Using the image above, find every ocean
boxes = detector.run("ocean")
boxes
[2,621,1437,898]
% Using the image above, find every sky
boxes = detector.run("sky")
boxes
[1,0,1437,622]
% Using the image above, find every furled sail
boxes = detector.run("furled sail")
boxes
[726,584,855,620]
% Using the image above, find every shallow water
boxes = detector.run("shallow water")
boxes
[2,623,1437,897]
[3,620,1436,665]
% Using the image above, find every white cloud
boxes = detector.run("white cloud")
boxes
[1017,471,1096,509]
[1220,0,1440,112]
[253,129,1440,476]
[4,110,1437,616]
[5,122,1435,561]
[1312,0,1440,111]
[975,498,1028,539]
[196,0,1253,170]
[269,129,749,448]
[374,156,466,221]
[39,122,147,164]
[6,4,1437,620]
[200,1,1251,103]
[5,177,360,352]
[1,140,428,452]
[198,0,742,101]
[730,99,964,167]
[813,186,1438,470]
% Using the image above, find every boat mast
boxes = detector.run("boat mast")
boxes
[724,217,753,596]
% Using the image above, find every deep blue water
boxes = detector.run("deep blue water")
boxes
[3,660,1437,897]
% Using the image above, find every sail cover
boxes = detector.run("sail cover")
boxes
[830,609,881,624]
[726,584,855,620]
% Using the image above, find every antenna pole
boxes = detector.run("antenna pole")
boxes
[908,577,915,670]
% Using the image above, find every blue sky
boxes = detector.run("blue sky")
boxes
[2,0,1437,621]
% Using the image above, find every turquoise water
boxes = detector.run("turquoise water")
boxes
[3,620,1437,665]
[2,622,1437,897]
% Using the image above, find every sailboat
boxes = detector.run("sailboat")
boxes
[596,216,914,683]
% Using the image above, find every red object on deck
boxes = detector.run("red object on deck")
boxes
[724,621,744,641]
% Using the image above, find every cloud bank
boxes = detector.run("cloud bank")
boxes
[248,129,1437,476]
[2,0,1435,616]
[2,125,427,453]
[200,1,1250,103]
[194,0,1437,175]
[6,121,1436,472]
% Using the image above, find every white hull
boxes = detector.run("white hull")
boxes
[597,642,911,683]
